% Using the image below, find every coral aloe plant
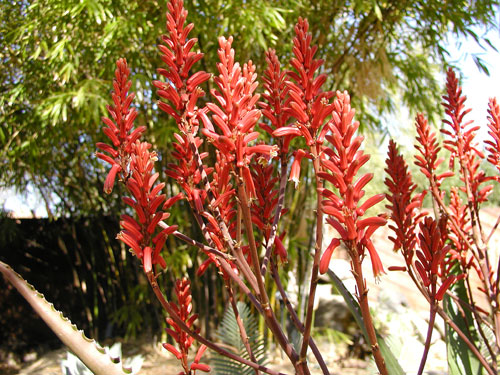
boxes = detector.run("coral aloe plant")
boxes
[5,1,500,375]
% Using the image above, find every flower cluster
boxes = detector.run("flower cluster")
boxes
[415,217,463,301]
[117,141,177,272]
[319,91,386,277]
[154,0,210,132]
[272,18,334,184]
[259,49,292,154]
[96,58,146,194]
[384,140,425,266]
[486,97,500,173]
[97,59,176,273]
[200,36,277,198]
[163,278,210,374]
[273,18,333,146]
[250,157,287,263]
[441,68,493,208]
[414,113,453,193]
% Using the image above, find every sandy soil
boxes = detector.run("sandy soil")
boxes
[3,339,369,375]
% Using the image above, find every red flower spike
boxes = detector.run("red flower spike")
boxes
[97,59,146,194]
[319,91,386,278]
[157,0,209,134]
[414,113,449,189]
[441,68,474,168]
[163,278,209,375]
[384,140,425,266]
[113,141,174,270]
[486,97,500,173]
[441,68,494,210]
[259,49,293,154]
[416,217,462,300]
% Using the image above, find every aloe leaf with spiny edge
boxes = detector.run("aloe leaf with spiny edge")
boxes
[0,260,136,375]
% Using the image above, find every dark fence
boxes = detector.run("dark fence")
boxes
[0,215,222,361]
[0,216,163,359]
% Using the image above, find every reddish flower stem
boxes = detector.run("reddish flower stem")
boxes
[164,224,265,315]
[261,158,288,276]
[486,213,500,245]
[349,242,388,375]
[299,150,323,368]
[226,279,260,375]
[463,274,497,362]
[417,303,437,375]
[270,260,330,375]
[435,302,496,375]
[236,176,304,373]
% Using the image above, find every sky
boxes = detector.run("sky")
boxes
[448,27,500,136]
[1,24,500,218]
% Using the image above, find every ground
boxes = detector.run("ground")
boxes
[3,338,369,375]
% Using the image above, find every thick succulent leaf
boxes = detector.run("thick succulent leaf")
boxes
[444,278,482,375]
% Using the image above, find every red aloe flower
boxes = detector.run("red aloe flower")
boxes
[199,36,278,198]
[165,132,211,213]
[250,156,287,263]
[414,113,453,191]
[384,140,426,266]
[415,217,463,301]
[447,188,475,271]
[441,68,480,168]
[486,97,500,174]
[259,48,293,154]
[154,0,210,133]
[117,141,177,272]
[163,278,211,374]
[318,91,386,277]
[441,68,493,210]
[271,17,335,184]
[284,18,334,143]
[96,58,146,193]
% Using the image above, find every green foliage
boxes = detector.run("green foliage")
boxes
[212,301,267,375]
[444,279,483,375]
[1,0,499,216]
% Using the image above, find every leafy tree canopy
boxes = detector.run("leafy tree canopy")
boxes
[1,0,498,215]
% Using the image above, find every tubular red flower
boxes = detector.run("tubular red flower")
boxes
[319,238,341,274]
[157,0,209,135]
[289,149,307,188]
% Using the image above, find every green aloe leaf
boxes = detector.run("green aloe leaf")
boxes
[326,269,405,375]
[444,278,482,375]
